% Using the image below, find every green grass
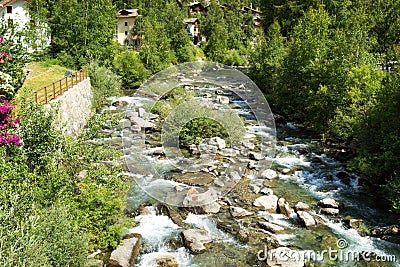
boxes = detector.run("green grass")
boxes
[17,61,73,100]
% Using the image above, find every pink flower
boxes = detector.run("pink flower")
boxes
[0,37,3,44]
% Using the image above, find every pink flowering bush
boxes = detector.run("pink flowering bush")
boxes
[0,100,20,146]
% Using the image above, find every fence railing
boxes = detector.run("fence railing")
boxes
[26,69,87,105]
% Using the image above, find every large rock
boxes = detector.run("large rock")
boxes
[207,137,226,150]
[253,195,278,213]
[183,189,220,214]
[230,206,254,218]
[218,148,239,157]
[260,169,278,180]
[182,229,212,254]
[249,184,260,194]
[241,139,255,150]
[198,144,218,154]
[321,208,339,215]
[370,225,400,244]
[154,255,179,267]
[130,116,155,129]
[343,218,370,237]
[217,95,230,104]
[297,211,316,227]
[318,198,340,209]
[278,198,292,217]
[266,247,305,267]
[258,221,285,234]
[294,202,310,212]
[201,201,221,214]
[249,152,264,161]
[108,234,142,267]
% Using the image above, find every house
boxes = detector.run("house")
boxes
[116,9,142,50]
[0,0,29,29]
[0,0,51,51]
[242,5,262,27]
[189,2,208,17]
[183,18,200,45]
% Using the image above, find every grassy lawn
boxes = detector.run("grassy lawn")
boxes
[15,61,74,102]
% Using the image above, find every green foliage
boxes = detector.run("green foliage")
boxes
[179,118,229,146]
[205,24,228,63]
[249,22,287,105]
[49,0,117,68]
[33,203,88,267]
[0,20,31,99]
[88,61,122,111]
[18,101,63,174]
[0,99,132,264]
[113,50,148,89]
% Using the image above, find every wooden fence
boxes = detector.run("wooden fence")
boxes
[27,69,87,104]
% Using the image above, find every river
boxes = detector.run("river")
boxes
[106,62,399,267]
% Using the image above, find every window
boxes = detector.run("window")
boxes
[6,6,12,14]
[125,31,128,36]
[124,21,128,27]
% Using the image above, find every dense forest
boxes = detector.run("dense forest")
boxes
[1,0,400,265]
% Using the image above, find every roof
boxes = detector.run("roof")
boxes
[242,6,262,14]
[0,0,18,9]
[117,9,139,18]
[183,18,199,24]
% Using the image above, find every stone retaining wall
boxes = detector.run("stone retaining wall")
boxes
[47,78,93,136]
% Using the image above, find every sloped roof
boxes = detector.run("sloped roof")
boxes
[0,0,18,9]
[117,9,139,18]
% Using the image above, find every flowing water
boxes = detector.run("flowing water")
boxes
[105,65,399,267]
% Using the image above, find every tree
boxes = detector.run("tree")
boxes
[113,50,148,88]
[50,0,117,68]
[249,21,287,107]
[205,23,229,62]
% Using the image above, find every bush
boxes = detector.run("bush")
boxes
[113,50,148,89]
[179,118,229,146]
[88,61,122,111]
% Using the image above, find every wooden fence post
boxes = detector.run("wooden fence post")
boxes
[34,91,38,103]
[52,82,56,99]
[44,87,47,104]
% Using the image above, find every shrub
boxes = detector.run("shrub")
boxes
[113,50,148,89]
[88,61,122,111]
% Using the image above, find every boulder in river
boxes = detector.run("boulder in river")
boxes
[130,116,156,129]
[294,202,310,212]
[253,195,278,213]
[230,206,254,218]
[258,221,286,234]
[342,218,370,237]
[297,211,316,227]
[249,184,260,194]
[249,152,264,161]
[108,233,142,267]
[278,198,292,217]
[318,198,341,209]
[321,208,339,216]
[182,229,212,254]
[266,247,306,267]
[217,95,230,104]
[112,100,128,108]
[207,137,226,150]
[153,255,179,267]
[370,225,400,244]
[260,169,278,180]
